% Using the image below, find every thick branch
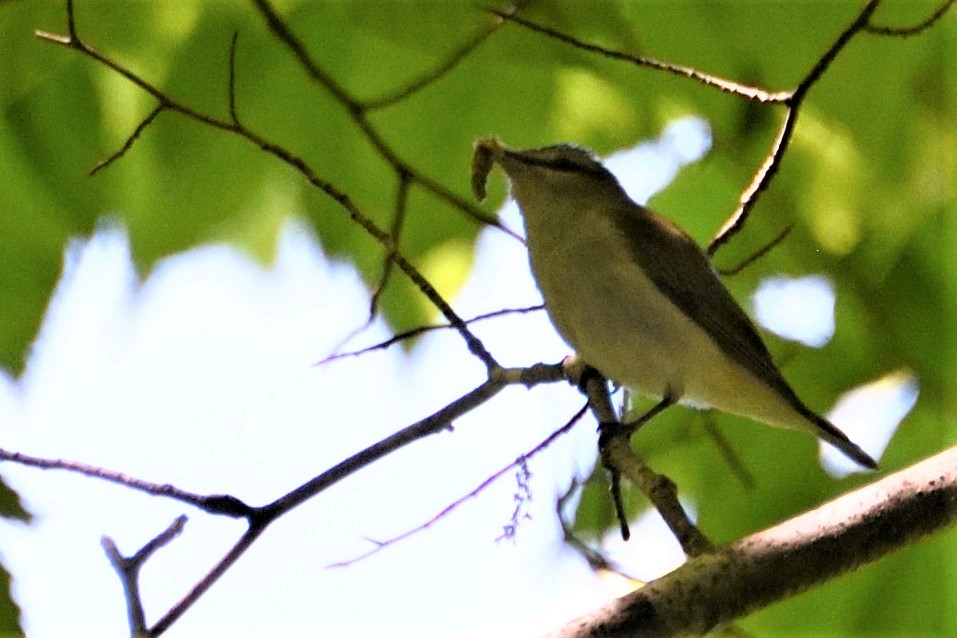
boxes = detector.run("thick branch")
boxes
[548,446,957,638]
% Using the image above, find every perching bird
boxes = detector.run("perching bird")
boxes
[472,138,876,469]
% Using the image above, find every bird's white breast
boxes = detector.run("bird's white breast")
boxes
[524,204,795,422]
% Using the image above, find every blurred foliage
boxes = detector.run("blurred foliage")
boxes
[1,0,955,635]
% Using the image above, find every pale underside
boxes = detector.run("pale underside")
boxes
[525,202,810,433]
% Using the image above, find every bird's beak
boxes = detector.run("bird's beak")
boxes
[471,137,505,202]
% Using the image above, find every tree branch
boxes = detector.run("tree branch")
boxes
[489,9,790,103]
[102,516,187,637]
[548,446,957,638]
[329,402,589,567]
[865,0,955,36]
[707,0,882,256]
[578,368,712,556]
[37,0,502,371]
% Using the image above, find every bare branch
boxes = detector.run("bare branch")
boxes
[558,480,645,582]
[152,363,570,633]
[38,0,500,370]
[370,172,413,318]
[315,304,544,366]
[548,446,957,638]
[89,105,165,176]
[102,516,187,637]
[249,0,360,112]
[716,224,793,277]
[361,1,525,111]
[708,110,796,256]
[249,0,522,242]
[150,522,267,636]
[790,0,883,105]
[581,372,712,556]
[708,0,882,255]
[482,3,895,258]
[2,357,569,636]
[330,402,588,567]
[0,448,253,518]
[228,31,240,125]
[27,2,953,636]
[865,0,955,36]
[260,363,568,520]
[604,435,714,557]
[488,9,790,104]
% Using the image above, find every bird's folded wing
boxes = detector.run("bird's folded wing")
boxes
[609,204,801,406]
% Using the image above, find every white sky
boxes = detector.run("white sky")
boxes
[0,120,908,636]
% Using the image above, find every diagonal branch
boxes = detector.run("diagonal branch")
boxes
[89,104,165,176]
[578,369,712,556]
[361,1,527,111]
[315,303,544,366]
[102,516,187,637]
[259,363,567,519]
[0,448,253,518]
[329,402,589,567]
[483,1,898,258]
[2,361,571,636]
[707,0,882,255]
[548,446,957,638]
[865,0,955,36]
[36,1,500,371]
[489,9,790,104]
[249,0,520,241]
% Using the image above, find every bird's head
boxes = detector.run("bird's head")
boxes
[472,138,622,211]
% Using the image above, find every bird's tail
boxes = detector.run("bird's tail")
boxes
[797,404,877,469]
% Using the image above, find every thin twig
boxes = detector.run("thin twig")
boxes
[89,105,165,176]
[0,363,570,636]
[602,435,714,557]
[865,0,955,36]
[700,417,755,490]
[150,522,267,635]
[260,372,528,519]
[102,516,187,637]
[484,2,889,258]
[708,0,882,256]
[323,172,413,360]
[558,480,645,582]
[152,363,569,632]
[329,402,588,567]
[488,9,790,104]
[228,31,240,125]
[707,110,796,256]
[790,0,883,105]
[716,224,793,277]
[249,0,359,111]
[315,304,544,366]
[0,448,253,517]
[370,172,412,318]
[269,383,506,516]
[152,377,513,633]
[249,0,521,242]
[37,6,500,371]
[361,1,524,111]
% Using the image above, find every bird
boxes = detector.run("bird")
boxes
[471,137,876,469]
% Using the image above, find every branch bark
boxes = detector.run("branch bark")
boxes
[548,446,957,638]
